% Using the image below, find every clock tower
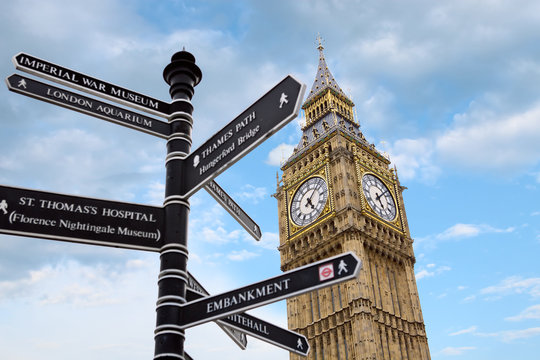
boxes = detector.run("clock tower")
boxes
[275,41,431,360]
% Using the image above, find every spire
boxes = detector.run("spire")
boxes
[304,36,348,106]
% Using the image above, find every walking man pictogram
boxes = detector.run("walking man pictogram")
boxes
[279,92,288,108]
[338,259,348,275]
[0,199,8,215]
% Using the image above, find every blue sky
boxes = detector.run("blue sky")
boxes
[1,1,539,359]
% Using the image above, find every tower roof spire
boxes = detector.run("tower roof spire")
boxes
[304,36,349,106]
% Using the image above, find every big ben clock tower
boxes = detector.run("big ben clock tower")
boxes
[275,41,431,360]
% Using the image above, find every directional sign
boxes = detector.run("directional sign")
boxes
[186,273,247,350]
[6,74,171,139]
[182,75,306,197]
[0,185,164,251]
[204,180,261,241]
[179,252,361,329]
[12,53,170,117]
[187,288,309,356]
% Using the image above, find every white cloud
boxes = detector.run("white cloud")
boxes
[227,249,260,261]
[450,326,478,336]
[437,103,540,172]
[480,276,540,299]
[386,101,540,182]
[506,304,540,322]
[416,223,515,248]
[387,138,440,183]
[415,264,451,280]
[200,226,243,245]
[0,258,156,307]
[266,143,296,166]
[235,184,268,204]
[0,128,163,201]
[415,269,433,280]
[475,327,540,342]
[254,232,280,251]
[144,181,165,206]
[439,346,476,356]
[437,223,514,240]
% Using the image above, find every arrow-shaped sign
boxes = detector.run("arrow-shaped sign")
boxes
[182,75,306,198]
[0,184,164,251]
[178,252,361,329]
[186,272,309,356]
[12,52,171,117]
[204,180,261,241]
[6,74,171,139]
[187,288,309,356]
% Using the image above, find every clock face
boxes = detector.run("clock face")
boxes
[290,176,328,226]
[362,174,397,221]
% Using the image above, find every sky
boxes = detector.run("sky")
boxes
[0,0,539,359]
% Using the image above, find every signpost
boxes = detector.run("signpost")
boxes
[12,52,171,117]
[0,184,164,251]
[182,75,305,198]
[204,180,261,240]
[2,48,359,360]
[6,74,171,138]
[179,252,361,328]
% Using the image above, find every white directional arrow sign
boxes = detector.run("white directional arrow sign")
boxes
[182,75,305,198]
[178,252,361,329]
[186,273,309,356]
[5,74,171,138]
[204,180,261,241]
[0,184,164,251]
[12,53,171,117]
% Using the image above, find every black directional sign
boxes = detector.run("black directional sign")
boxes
[12,53,170,117]
[6,74,171,139]
[182,75,306,197]
[179,252,361,329]
[205,180,261,241]
[0,185,164,251]
[187,288,309,356]
[186,273,248,350]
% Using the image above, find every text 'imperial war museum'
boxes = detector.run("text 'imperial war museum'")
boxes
[275,42,431,360]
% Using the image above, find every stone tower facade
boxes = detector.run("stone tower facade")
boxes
[274,42,431,360]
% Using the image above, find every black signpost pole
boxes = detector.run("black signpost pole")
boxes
[154,50,201,360]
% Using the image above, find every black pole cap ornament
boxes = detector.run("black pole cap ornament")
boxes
[163,49,202,102]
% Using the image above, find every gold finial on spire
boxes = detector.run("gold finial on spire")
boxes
[317,33,324,52]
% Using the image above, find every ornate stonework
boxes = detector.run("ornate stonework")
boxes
[274,42,430,360]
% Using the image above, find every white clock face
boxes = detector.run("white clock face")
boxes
[362,174,397,221]
[290,177,328,226]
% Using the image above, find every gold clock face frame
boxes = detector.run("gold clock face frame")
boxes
[289,176,329,227]
[361,173,397,222]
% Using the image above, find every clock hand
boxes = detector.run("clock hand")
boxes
[375,189,389,201]
[308,183,321,202]
[305,197,315,209]
[375,192,385,208]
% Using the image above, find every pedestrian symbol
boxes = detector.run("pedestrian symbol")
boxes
[0,199,7,215]
[279,92,288,108]
[338,260,348,275]
[297,337,303,350]
[17,78,27,89]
